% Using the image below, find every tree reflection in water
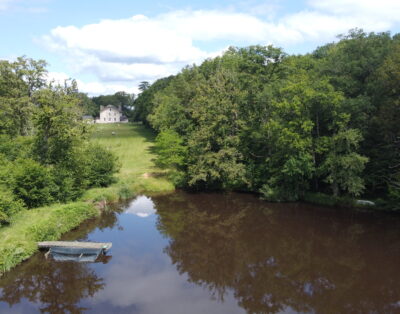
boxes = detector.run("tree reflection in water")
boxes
[0,208,121,314]
[154,192,400,314]
[0,257,105,313]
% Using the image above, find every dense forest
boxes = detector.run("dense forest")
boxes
[133,29,400,209]
[0,57,119,225]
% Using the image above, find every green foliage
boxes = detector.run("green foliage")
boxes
[83,143,120,187]
[133,76,174,124]
[0,135,32,161]
[0,190,26,226]
[154,130,188,186]
[0,202,98,275]
[27,202,97,242]
[0,57,47,136]
[11,159,56,208]
[133,30,400,204]
[32,87,88,165]
[91,91,134,118]
[0,61,122,216]
[50,163,86,203]
[321,129,368,196]
[303,192,356,208]
[154,130,187,169]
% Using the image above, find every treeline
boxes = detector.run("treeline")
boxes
[133,29,400,208]
[81,91,135,118]
[0,57,119,225]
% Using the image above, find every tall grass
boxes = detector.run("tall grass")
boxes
[0,203,98,275]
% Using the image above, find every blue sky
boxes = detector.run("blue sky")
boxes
[1,0,400,95]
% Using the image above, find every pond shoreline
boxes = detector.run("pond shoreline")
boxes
[0,122,394,277]
[0,123,175,276]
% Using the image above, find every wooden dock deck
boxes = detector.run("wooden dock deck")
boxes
[38,241,112,252]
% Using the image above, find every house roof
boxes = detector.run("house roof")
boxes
[100,104,121,113]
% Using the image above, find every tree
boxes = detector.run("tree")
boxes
[322,129,368,196]
[0,57,48,136]
[32,86,87,165]
[138,81,150,92]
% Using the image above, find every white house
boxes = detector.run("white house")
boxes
[95,105,128,123]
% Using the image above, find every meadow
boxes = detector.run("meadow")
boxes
[83,122,174,202]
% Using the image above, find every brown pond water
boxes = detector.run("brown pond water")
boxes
[1,191,400,314]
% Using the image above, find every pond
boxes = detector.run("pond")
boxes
[1,191,400,313]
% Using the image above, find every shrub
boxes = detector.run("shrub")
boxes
[0,135,33,161]
[83,144,119,187]
[303,192,337,207]
[12,159,56,208]
[118,185,135,200]
[303,192,356,208]
[259,184,299,202]
[50,162,88,203]
[0,190,25,226]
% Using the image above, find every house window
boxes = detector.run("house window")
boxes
[114,118,116,121]
[104,118,106,121]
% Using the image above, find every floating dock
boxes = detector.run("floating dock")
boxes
[38,241,112,252]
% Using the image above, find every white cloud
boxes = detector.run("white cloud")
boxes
[309,0,400,21]
[125,195,156,218]
[93,255,243,314]
[39,10,312,92]
[77,80,138,96]
[47,71,139,96]
[41,3,400,95]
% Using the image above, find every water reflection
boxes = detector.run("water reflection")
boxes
[154,192,400,314]
[92,254,243,314]
[0,209,119,314]
[124,195,156,218]
[0,255,105,313]
[1,192,400,313]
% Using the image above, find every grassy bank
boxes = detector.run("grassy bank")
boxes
[0,203,97,275]
[0,123,174,276]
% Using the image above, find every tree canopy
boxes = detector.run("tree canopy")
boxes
[133,30,400,207]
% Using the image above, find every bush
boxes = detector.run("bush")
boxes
[83,144,119,187]
[259,184,299,202]
[303,192,356,208]
[0,190,25,226]
[0,135,33,162]
[303,192,337,207]
[12,159,56,208]
[50,165,86,203]
[118,185,136,200]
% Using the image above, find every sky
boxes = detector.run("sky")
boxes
[1,0,400,96]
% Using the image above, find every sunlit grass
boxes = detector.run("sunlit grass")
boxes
[81,122,174,201]
[0,203,98,275]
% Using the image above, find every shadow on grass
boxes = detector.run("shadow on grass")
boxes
[130,123,157,144]
[91,122,157,141]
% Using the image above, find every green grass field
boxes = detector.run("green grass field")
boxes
[0,123,174,276]
[92,123,162,181]
[82,123,174,201]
